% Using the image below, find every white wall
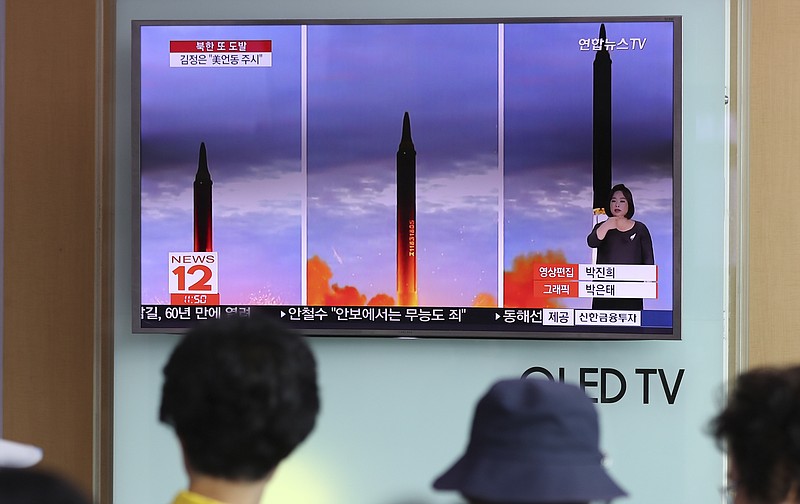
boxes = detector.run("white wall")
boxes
[114,1,728,503]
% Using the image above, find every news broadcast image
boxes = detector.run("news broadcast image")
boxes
[136,19,677,336]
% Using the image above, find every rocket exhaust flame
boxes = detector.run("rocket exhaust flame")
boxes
[504,251,567,308]
[307,255,395,306]
[307,255,490,307]
[194,142,213,252]
[396,112,418,306]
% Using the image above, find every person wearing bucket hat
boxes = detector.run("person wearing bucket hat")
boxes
[433,378,627,504]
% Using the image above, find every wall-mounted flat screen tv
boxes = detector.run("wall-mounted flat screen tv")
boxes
[133,16,681,339]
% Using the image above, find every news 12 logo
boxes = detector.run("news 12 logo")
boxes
[168,252,219,305]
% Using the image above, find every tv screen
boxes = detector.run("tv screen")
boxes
[133,16,681,339]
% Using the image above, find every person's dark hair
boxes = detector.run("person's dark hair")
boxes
[0,468,92,504]
[159,316,319,481]
[604,183,635,218]
[711,366,800,503]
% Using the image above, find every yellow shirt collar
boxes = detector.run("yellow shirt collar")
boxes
[172,490,226,504]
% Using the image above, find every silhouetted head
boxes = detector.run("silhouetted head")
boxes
[159,316,319,481]
[0,468,92,504]
[604,183,635,219]
[712,366,800,504]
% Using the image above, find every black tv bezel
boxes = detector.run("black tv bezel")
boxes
[131,15,682,340]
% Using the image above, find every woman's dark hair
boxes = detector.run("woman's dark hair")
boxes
[604,183,635,218]
[159,316,319,481]
[711,366,800,503]
[0,468,92,504]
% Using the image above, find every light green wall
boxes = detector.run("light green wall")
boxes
[114,1,728,503]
